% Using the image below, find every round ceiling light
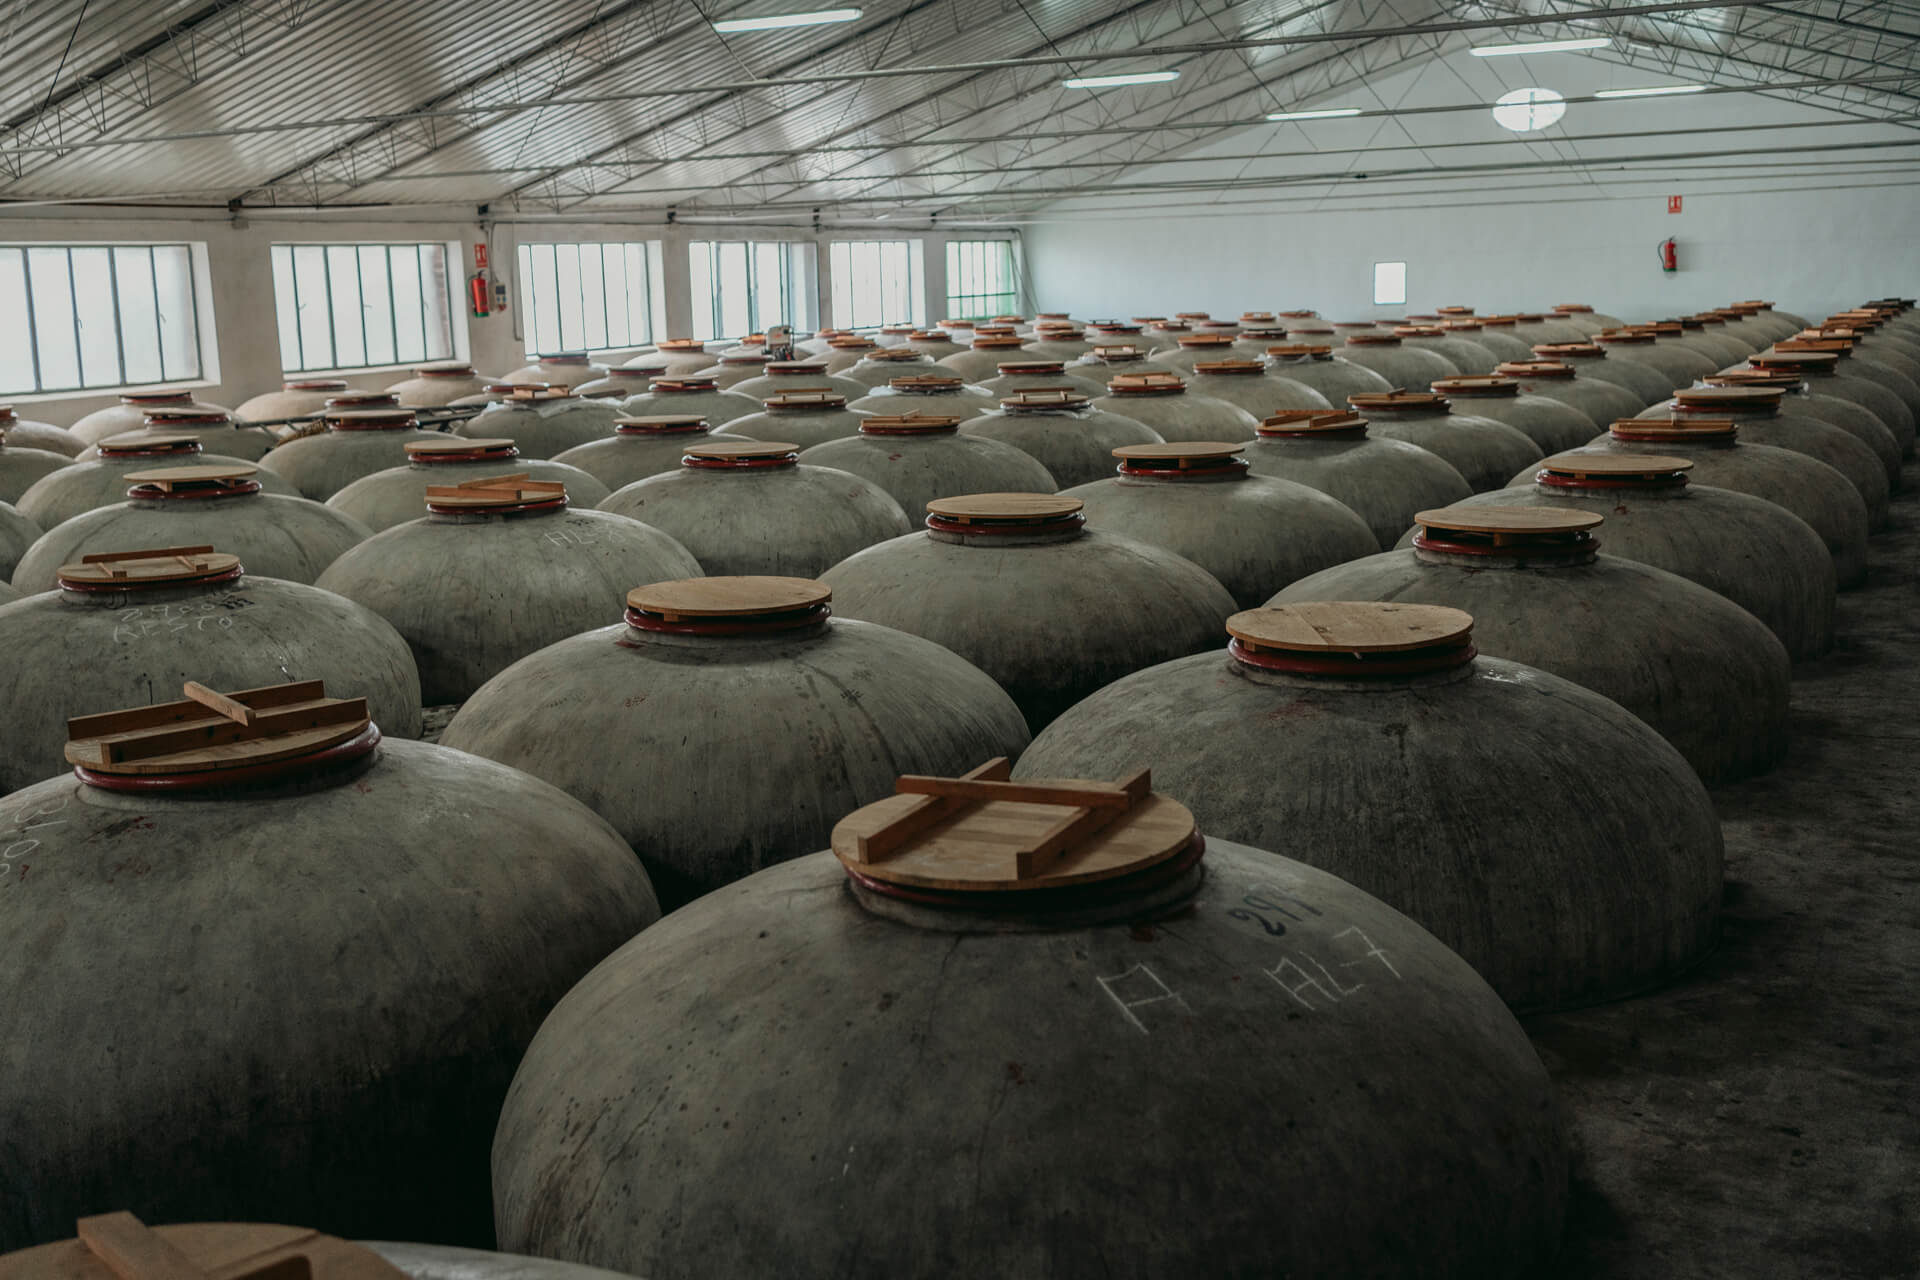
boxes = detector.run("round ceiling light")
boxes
[1492,86,1567,132]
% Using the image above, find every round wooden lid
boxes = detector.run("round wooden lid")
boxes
[1001,389,1090,410]
[539,351,594,362]
[57,548,241,587]
[886,374,963,390]
[1431,376,1519,395]
[627,576,829,619]
[1259,410,1367,433]
[1348,390,1445,410]
[764,361,827,373]
[144,407,232,423]
[124,463,258,485]
[1673,385,1781,408]
[1416,505,1603,535]
[65,681,372,777]
[657,338,707,352]
[407,436,514,454]
[1193,359,1265,374]
[1393,326,1446,338]
[685,440,799,460]
[764,390,848,408]
[617,414,708,429]
[1266,344,1332,357]
[1087,344,1150,360]
[98,431,201,452]
[1113,441,1244,461]
[926,493,1083,522]
[996,360,1066,373]
[1106,372,1186,393]
[284,378,348,391]
[417,360,477,376]
[1751,350,1840,368]
[973,335,1028,348]
[860,413,962,433]
[830,761,1196,892]
[1595,331,1653,344]
[1227,602,1474,654]
[1539,452,1695,477]
[866,348,930,361]
[1612,417,1737,440]
[1496,361,1575,379]
[1344,333,1401,345]
[0,1215,411,1280]
[1175,334,1236,347]
[423,474,567,508]
[324,408,418,429]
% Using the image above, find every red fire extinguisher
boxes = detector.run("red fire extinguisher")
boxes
[1657,238,1678,274]
[469,270,492,317]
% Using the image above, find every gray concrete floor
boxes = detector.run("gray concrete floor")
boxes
[1532,484,1920,1278]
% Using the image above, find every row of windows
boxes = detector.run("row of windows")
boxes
[0,237,1019,396]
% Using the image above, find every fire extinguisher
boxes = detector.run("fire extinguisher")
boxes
[469,270,492,317]
[1657,238,1678,274]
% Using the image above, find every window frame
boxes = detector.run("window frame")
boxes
[0,241,212,397]
[271,241,465,375]
[829,239,926,330]
[515,239,664,358]
[688,239,818,341]
[943,239,1021,321]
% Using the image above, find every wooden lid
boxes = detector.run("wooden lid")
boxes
[2,1212,410,1280]
[1534,342,1602,358]
[57,546,239,588]
[1673,385,1781,409]
[1348,390,1445,411]
[323,408,418,429]
[1706,370,1801,389]
[1431,376,1519,396]
[416,360,477,376]
[764,390,848,408]
[1344,333,1401,345]
[1106,372,1187,394]
[144,407,232,424]
[1753,348,1842,366]
[493,382,573,400]
[973,335,1028,348]
[616,414,709,431]
[283,378,349,391]
[860,413,962,433]
[1259,410,1367,434]
[865,348,931,361]
[1416,504,1602,535]
[423,473,567,508]
[1594,331,1653,344]
[831,758,1194,890]
[1538,452,1695,478]
[1495,360,1575,379]
[885,374,964,391]
[1227,602,1473,654]
[718,352,769,365]
[1611,417,1737,440]
[65,681,371,776]
[1266,344,1332,357]
[1174,334,1236,348]
[98,431,201,454]
[123,464,259,488]
[538,351,594,362]
[685,440,799,460]
[1435,306,1476,315]
[648,375,719,390]
[764,360,827,374]
[119,391,193,403]
[1393,326,1446,338]
[1001,389,1090,410]
[658,338,707,351]
[406,436,514,455]
[926,493,1083,522]
[1113,441,1244,462]
[828,336,878,349]
[323,389,400,406]
[1554,303,1594,313]
[1193,359,1265,374]
[1086,344,1150,360]
[627,576,829,620]
[1440,319,1484,331]
[996,360,1066,373]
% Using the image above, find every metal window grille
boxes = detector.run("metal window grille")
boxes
[944,241,1019,321]
[689,241,814,341]
[829,240,924,329]
[514,241,658,356]
[0,243,205,395]
[271,242,460,373]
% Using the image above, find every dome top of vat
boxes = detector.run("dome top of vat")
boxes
[55,544,243,591]
[830,757,1193,893]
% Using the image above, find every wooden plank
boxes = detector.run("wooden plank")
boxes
[893,775,1135,809]
[183,682,258,727]
[69,698,367,767]
[853,759,1009,864]
[66,682,327,740]
[80,545,215,564]
[1015,804,1125,879]
[454,472,532,490]
[78,1213,208,1280]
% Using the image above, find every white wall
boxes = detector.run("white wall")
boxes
[1023,183,1919,325]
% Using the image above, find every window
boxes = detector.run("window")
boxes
[1373,261,1407,307]
[944,240,1019,320]
[689,241,817,341]
[830,240,925,329]
[1491,87,1566,133]
[0,243,205,395]
[516,241,661,357]
[271,243,459,373]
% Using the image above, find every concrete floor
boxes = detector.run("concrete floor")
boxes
[1532,484,1920,1278]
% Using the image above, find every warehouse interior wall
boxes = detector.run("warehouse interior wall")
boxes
[0,207,1014,427]
[1022,183,1919,324]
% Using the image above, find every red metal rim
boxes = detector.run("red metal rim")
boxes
[683,453,798,470]
[624,602,832,635]
[426,495,570,516]
[1229,635,1477,676]
[415,446,523,463]
[58,562,245,593]
[1536,470,1688,490]
[845,832,1207,911]
[74,722,382,792]
[1412,528,1596,557]
[129,479,262,500]
[924,511,1086,536]
[1116,458,1250,478]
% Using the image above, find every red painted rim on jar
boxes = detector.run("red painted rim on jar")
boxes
[683,449,799,469]
[1412,526,1597,558]
[924,509,1086,536]
[412,442,522,463]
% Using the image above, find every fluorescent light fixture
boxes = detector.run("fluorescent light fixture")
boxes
[1266,106,1363,121]
[1469,36,1611,56]
[1061,70,1180,89]
[712,7,861,33]
[1594,83,1708,98]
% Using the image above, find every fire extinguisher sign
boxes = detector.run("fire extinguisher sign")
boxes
[473,242,490,270]
[1667,195,1682,214]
